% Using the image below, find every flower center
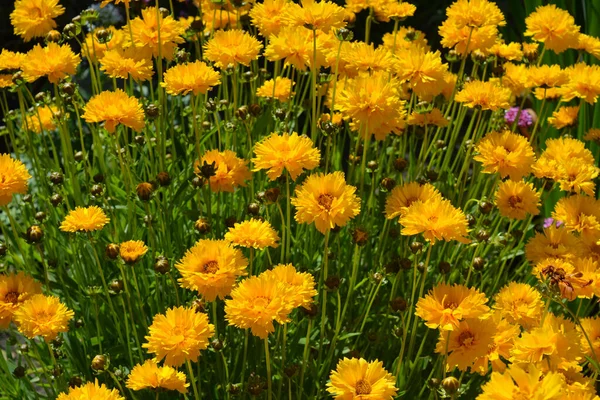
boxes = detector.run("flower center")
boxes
[4,291,19,304]
[318,194,334,210]
[254,296,270,308]
[508,195,522,208]
[28,7,43,19]
[202,261,219,274]
[457,330,475,347]
[355,379,372,395]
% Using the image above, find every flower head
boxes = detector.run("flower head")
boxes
[407,108,449,127]
[0,49,26,71]
[126,359,188,393]
[580,317,600,362]
[204,30,262,69]
[119,240,148,265]
[474,130,535,180]
[455,80,511,111]
[60,206,110,233]
[11,0,65,42]
[143,306,215,367]
[400,197,470,244]
[283,0,346,32]
[57,379,125,400]
[264,26,321,71]
[22,43,80,83]
[374,0,416,22]
[384,182,442,220]
[477,364,565,400]
[435,318,495,372]
[327,358,397,399]
[14,294,74,342]
[26,105,60,134]
[100,47,154,82]
[256,77,295,102]
[82,27,124,63]
[195,150,251,193]
[561,63,600,104]
[526,225,583,264]
[525,5,580,53]
[130,7,185,60]
[552,195,600,237]
[0,272,42,329]
[495,180,540,220]
[82,89,145,133]
[0,154,32,207]
[493,282,542,328]
[445,0,505,28]
[395,47,448,101]
[261,264,317,309]
[548,106,580,129]
[252,132,320,180]
[225,219,280,250]
[439,22,498,55]
[162,61,220,96]
[250,0,289,36]
[526,65,569,88]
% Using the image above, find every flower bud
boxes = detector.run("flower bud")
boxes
[351,227,368,246]
[69,376,83,388]
[409,241,423,254]
[49,171,64,185]
[63,23,78,38]
[26,225,43,243]
[91,355,107,371]
[380,177,396,191]
[194,217,211,234]
[35,211,46,222]
[50,193,63,206]
[0,242,6,256]
[145,104,160,119]
[91,184,103,196]
[154,256,170,274]
[13,366,25,378]
[439,261,451,274]
[325,275,340,290]
[478,201,493,214]
[105,244,119,259]
[136,182,154,201]
[247,202,260,216]
[156,172,171,187]
[393,158,408,172]
[109,280,123,294]
[441,376,460,395]
[46,30,61,42]
[473,257,485,271]
[390,297,407,312]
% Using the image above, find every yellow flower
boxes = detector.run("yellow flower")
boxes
[176,239,247,301]
[488,41,523,61]
[225,274,293,338]
[494,180,540,220]
[556,159,599,197]
[439,22,498,55]
[82,89,145,133]
[201,9,239,32]
[492,282,542,328]
[249,0,289,36]
[578,34,600,59]
[384,181,442,220]
[82,27,125,63]
[552,195,600,237]
[534,87,563,101]
[143,306,214,367]
[445,0,505,28]
[57,379,125,400]
[381,27,430,54]
[224,219,280,250]
[161,61,221,96]
[435,318,495,372]
[525,225,584,264]
[256,77,295,102]
[10,0,65,42]
[261,264,317,310]
[570,257,600,298]
[204,30,262,69]
[130,7,185,60]
[0,49,26,71]
[283,0,346,32]
[0,154,32,207]
[374,0,416,22]
[548,105,580,129]
[195,150,251,193]
[525,4,580,53]
[99,0,132,6]
[119,240,148,265]
[252,132,320,180]
[502,63,528,96]
[60,206,110,233]
[291,171,361,234]
[471,312,520,374]
[400,197,470,244]
[126,359,188,393]
[327,358,397,399]
[526,65,569,88]
[406,108,449,127]
[477,364,565,400]
[395,47,448,101]
[561,63,600,104]
[0,75,12,89]
[474,130,535,180]
[21,43,80,84]
[584,128,600,143]
[415,283,489,331]
[100,47,154,82]
[14,294,74,342]
[455,80,511,110]
[25,105,59,134]
[342,42,394,76]
[0,272,42,329]
[264,26,320,71]
[580,317,600,362]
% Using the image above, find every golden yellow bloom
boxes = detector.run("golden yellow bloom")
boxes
[99,0,132,6]
[119,240,148,265]
[283,0,346,32]
[494,180,540,220]
[439,22,498,55]
[0,154,32,207]
[327,358,397,399]
[570,257,600,298]
[493,282,542,328]
[21,43,80,84]
[100,47,154,82]
[195,150,251,193]
[60,206,110,233]
[455,80,511,111]
[0,75,12,89]
[264,26,320,71]
[400,197,470,244]
[342,42,394,76]
[126,359,188,393]
[474,130,535,180]
[57,379,125,400]
[553,195,600,237]
[252,132,320,180]
[584,128,600,143]
[415,283,489,331]
[204,30,262,69]
[502,63,528,96]
[262,264,317,310]
[225,274,293,338]
[471,312,520,374]
[560,368,598,399]
[130,7,185,60]
[407,108,449,127]
[0,50,26,71]
[395,47,448,101]
[161,61,220,96]
[580,317,600,362]
[250,0,289,36]
[0,272,42,329]
[526,65,569,88]
[548,105,580,129]
[82,89,145,133]
[477,364,565,400]
[381,27,430,54]
[578,34,600,59]
[25,105,59,134]
[556,159,599,197]
[561,63,600,104]
[525,4,580,53]
[291,171,361,234]
[201,9,239,32]
[176,239,247,301]
[526,225,584,264]
[143,306,214,367]
[435,318,495,372]
[384,182,442,220]
[225,219,280,250]
[82,27,125,63]
[445,0,505,28]
[374,0,416,22]
[14,294,73,342]
[256,77,295,102]
[10,0,65,42]
[488,41,523,61]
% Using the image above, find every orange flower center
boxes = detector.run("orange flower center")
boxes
[355,379,372,395]
[457,330,475,347]
[202,261,219,274]
[4,291,19,304]
[508,195,522,208]
[318,194,334,210]
[254,296,271,308]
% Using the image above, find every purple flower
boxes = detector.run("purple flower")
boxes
[543,218,563,229]
[504,107,533,128]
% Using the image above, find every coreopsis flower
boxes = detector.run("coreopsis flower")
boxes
[126,359,188,393]
[204,30,263,69]
[264,26,321,71]
[455,80,511,111]
[10,0,65,42]
[57,379,125,400]
[525,4,580,53]
[548,106,580,129]
[441,71,457,100]
[570,257,600,298]
[407,108,449,127]
[561,63,600,104]
[511,313,583,371]
[256,78,295,102]
[556,159,599,196]
[252,132,320,180]
[291,171,361,234]
[327,358,397,399]
[477,364,565,400]
[100,47,154,82]
[0,50,25,71]
[130,7,185,60]
[283,0,346,32]
[381,27,430,54]
[400,197,470,244]
[471,313,520,374]
[0,154,32,207]
[25,105,59,134]
[580,317,600,361]
[82,89,145,133]
[415,283,490,331]
[502,63,528,96]
[534,87,563,100]
[494,180,540,220]
[493,282,542,328]
[0,75,13,89]
[445,0,505,28]
[225,219,280,250]
[526,65,569,88]
[262,264,317,309]
[162,61,220,96]
[249,0,289,36]
[578,34,600,59]
[584,128,600,143]
[225,274,293,338]
[439,22,498,55]
[195,150,251,193]
[21,43,80,83]
[335,72,407,140]
[343,42,394,76]
[435,318,495,372]
[176,239,247,301]
[13,294,74,342]
[560,368,598,398]
[374,0,416,22]
[384,182,442,220]
[552,195,600,237]
[119,240,148,265]
[525,226,583,264]
[143,306,215,367]
[201,9,239,32]
[82,27,125,63]
[100,0,132,6]
[473,130,535,180]
[395,47,448,101]
[0,272,42,329]
[488,41,523,61]
[60,206,110,233]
